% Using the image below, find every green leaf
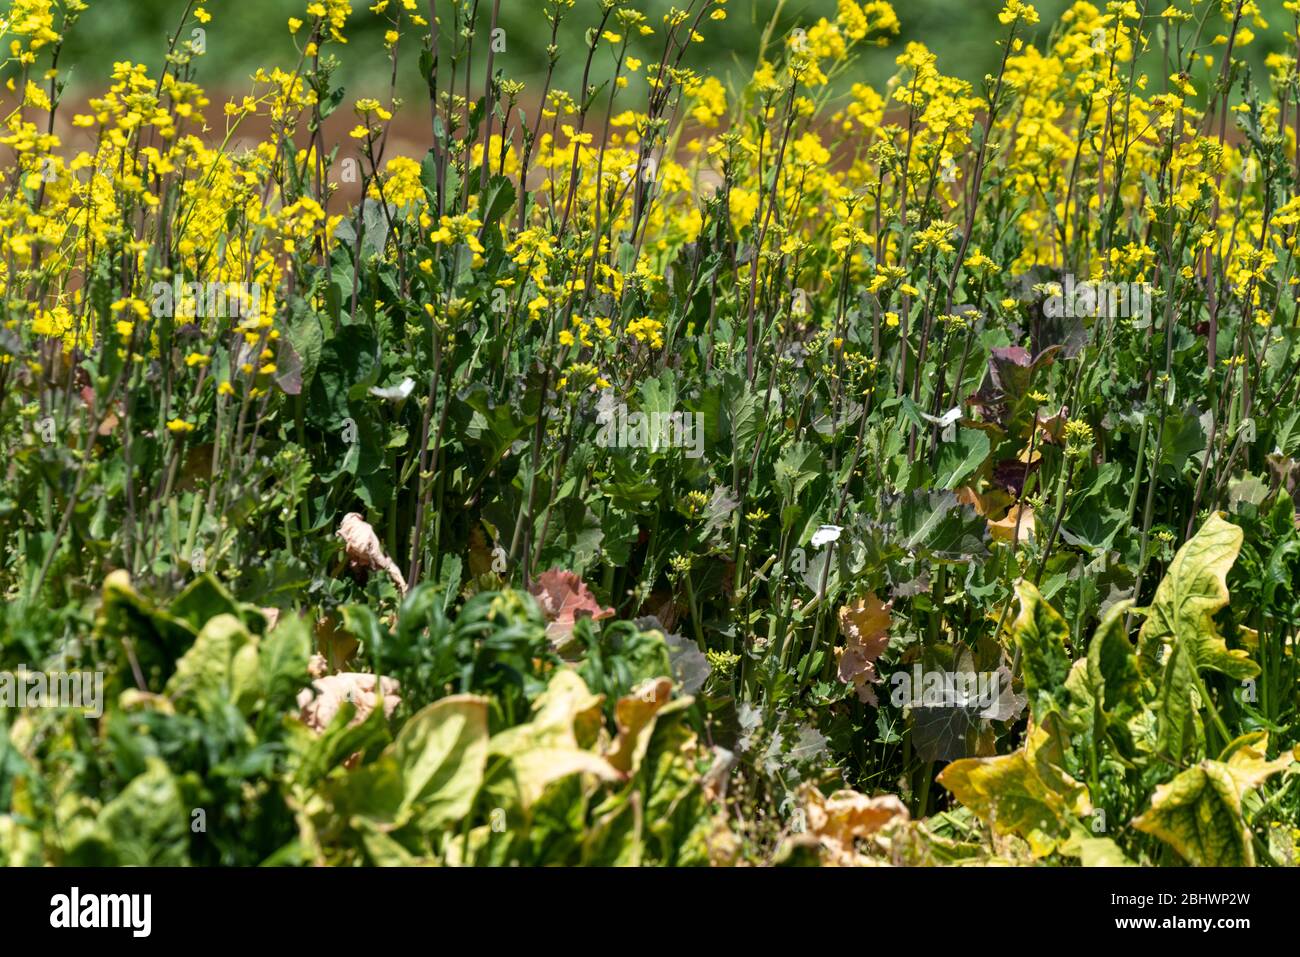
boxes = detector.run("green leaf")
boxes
[291,694,391,789]
[1139,513,1254,678]
[637,371,679,457]
[897,490,988,561]
[478,174,517,231]
[168,573,241,631]
[488,671,620,809]
[775,441,821,504]
[307,323,380,430]
[582,792,644,866]
[88,759,189,866]
[391,694,490,830]
[1086,599,1141,717]
[163,613,252,706]
[1139,513,1259,757]
[1131,761,1253,866]
[460,381,538,456]
[1062,828,1138,866]
[934,428,990,490]
[1009,580,1073,717]
[284,299,325,389]
[258,615,312,715]
[938,719,1091,858]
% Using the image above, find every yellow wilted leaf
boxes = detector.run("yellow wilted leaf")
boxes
[938,717,1090,858]
[605,677,674,774]
[1131,762,1252,866]
[989,504,1035,544]
[955,485,1012,517]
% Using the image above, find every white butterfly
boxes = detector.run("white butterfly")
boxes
[810,524,842,548]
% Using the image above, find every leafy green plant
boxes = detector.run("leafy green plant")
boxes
[939,514,1300,866]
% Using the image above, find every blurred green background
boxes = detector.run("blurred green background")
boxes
[54,0,1288,102]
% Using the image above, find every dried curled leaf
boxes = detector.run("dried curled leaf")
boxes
[530,568,615,648]
[798,784,910,866]
[1035,405,1070,445]
[835,593,892,705]
[307,652,329,679]
[297,672,402,734]
[337,512,408,595]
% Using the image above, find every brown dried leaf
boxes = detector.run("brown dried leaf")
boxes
[337,512,408,595]
[1035,406,1070,445]
[835,594,892,705]
[296,672,401,734]
[800,784,910,866]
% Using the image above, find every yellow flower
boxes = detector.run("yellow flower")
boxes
[998,0,1039,26]
[627,316,665,349]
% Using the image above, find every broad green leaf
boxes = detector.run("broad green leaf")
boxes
[1009,580,1072,718]
[1154,640,1200,760]
[283,299,325,389]
[1062,828,1138,866]
[1218,732,1299,793]
[582,792,644,866]
[934,428,990,490]
[291,694,391,788]
[168,573,241,631]
[728,383,765,453]
[1131,761,1252,866]
[257,615,312,713]
[164,613,252,705]
[1139,514,1258,757]
[640,702,715,865]
[1139,513,1256,680]
[1086,598,1141,717]
[1063,658,1096,735]
[230,640,262,715]
[460,381,538,456]
[353,816,424,866]
[90,759,189,866]
[637,370,679,457]
[775,441,821,504]
[488,671,620,808]
[95,570,196,686]
[392,694,489,830]
[0,815,42,866]
[306,323,379,430]
[897,490,988,560]
[478,174,517,231]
